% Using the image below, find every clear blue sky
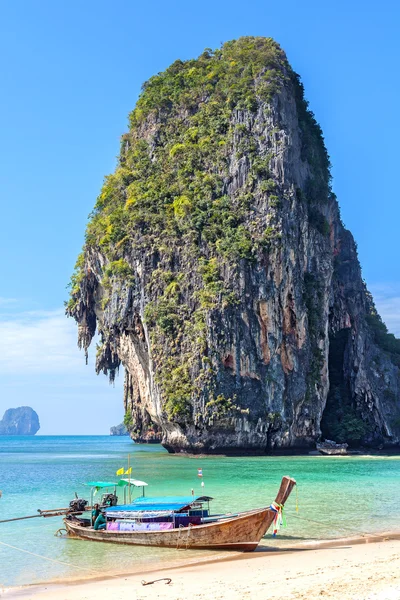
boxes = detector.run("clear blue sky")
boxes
[0,0,399,434]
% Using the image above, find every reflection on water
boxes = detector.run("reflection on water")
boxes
[1,436,400,587]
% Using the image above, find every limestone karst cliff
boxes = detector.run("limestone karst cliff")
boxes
[0,407,40,435]
[67,37,400,453]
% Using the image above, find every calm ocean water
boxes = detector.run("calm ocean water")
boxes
[1,435,400,587]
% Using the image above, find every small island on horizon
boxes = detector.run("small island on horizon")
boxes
[0,406,40,436]
[110,422,129,436]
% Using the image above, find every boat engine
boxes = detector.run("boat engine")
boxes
[101,493,118,507]
[69,498,88,513]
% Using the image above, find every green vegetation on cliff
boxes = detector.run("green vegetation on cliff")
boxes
[84,38,288,259]
[366,304,400,367]
[68,37,332,420]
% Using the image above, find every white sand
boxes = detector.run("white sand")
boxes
[5,537,400,600]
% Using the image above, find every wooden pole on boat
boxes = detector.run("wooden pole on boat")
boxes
[0,509,82,524]
[274,476,297,506]
[0,514,44,524]
[128,454,131,503]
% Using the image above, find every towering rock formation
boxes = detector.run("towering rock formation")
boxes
[67,37,400,453]
[0,407,40,435]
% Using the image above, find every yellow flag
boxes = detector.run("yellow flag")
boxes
[125,467,132,475]
[116,468,124,476]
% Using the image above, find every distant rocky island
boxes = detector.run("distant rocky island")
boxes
[110,422,128,436]
[0,407,40,435]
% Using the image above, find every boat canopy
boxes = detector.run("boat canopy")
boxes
[105,509,174,519]
[117,479,148,487]
[84,481,117,488]
[106,495,213,514]
[131,495,212,505]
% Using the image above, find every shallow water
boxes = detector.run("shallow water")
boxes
[1,436,400,587]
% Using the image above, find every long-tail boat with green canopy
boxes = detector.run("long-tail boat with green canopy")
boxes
[64,476,296,551]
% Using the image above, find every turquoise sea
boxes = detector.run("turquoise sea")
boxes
[1,436,400,588]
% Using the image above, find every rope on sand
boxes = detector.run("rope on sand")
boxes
[0,539,173,584]
[142,578,172,586]
[0,539,117,576]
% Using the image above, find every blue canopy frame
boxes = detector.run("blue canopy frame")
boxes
[106,495,213,514]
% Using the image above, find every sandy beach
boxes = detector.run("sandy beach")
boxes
[5,536,400,600]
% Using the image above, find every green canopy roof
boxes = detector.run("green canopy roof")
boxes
[84,481,117,488]
[117,478,148,487]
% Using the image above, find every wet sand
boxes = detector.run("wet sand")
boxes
[4,534,400,600]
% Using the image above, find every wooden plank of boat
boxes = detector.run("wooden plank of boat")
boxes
[65,507,269,551]
[64,476,296,552]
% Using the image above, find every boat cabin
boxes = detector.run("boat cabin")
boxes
[103,495,213,532]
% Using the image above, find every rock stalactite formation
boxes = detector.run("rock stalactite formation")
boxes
[67,37,400,454]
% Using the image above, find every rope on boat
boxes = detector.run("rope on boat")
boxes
[186,523,192,549]
[284,512,393,541]
[141,578,172,586]
[176,524,184,549]
[54,528,68,537]
[0,540,175,585]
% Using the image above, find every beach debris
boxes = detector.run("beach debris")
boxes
[141,578,172,586]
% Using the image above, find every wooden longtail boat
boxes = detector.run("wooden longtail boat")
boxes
[64,476,296,552]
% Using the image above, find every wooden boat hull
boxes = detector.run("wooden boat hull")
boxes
[65,507,271,551]
[64,476,296,552]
